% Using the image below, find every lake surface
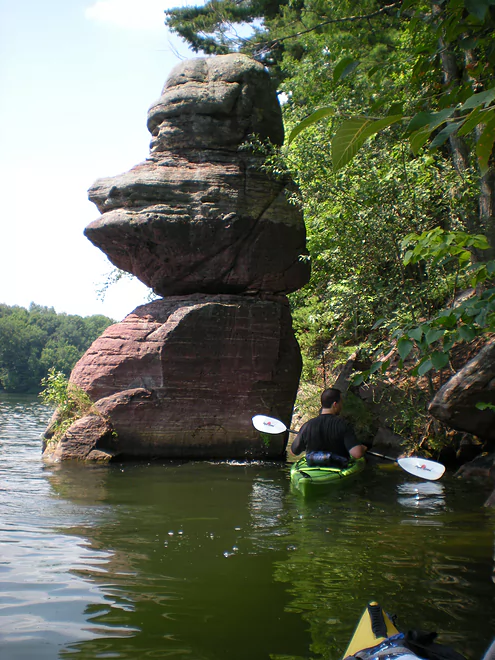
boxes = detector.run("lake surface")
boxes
[1,394,494,660]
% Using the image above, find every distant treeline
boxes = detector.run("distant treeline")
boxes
[0,303,114,393]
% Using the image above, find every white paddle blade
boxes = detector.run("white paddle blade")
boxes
[398,457,446,481]
[252,415,287,435]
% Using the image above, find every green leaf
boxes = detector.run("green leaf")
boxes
[333,57,360,83]
[443,332,456,353]
[332,115,403,171]
[466,234,490,249]
[403,249,415,265]
[475,307,489,327]
[401,0,418,12]
[429,121,461,149]
[406,111,434,133]
[398,337,414,359]
[426,328,445,344]
[418,359,434,376]
[444,14,468,42]
[388,102,404,116]
[408,326,424,341]
[458,324,476,341]
[460,87,495,111]
[409,127,432,155]
[431,351,450,369]
[407,10,421,32]
[352,372,366,386]
[406,107,456,134]
[372,317,386,330]
[401,232,419,249]
[288,107,334,145]
[476,114,495,175]
[476,401,495,411]
[459,36,479,50]
[471,265,489,287]
[370,360,382,374]
[457,107,494,137]
[464,0,490,21]
[436,313,457,329]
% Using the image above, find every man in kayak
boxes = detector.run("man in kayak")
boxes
[289,387,369,467]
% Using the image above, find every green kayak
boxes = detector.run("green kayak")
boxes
[290,456,366,496]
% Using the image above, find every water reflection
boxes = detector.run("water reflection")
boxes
[47,461,310,660]
[0,396,135,660]
[272,471,495,660]
[1,395,495,660]
[397,481,446,511]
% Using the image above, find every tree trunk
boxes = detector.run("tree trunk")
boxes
[438,41,471,173]
[480,167,495,258]
[435,15,495,255]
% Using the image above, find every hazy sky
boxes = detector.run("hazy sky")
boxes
[1,0,200,320]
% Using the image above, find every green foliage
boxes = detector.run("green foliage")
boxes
[353,228,495,386]
[476,401,495,411]
[340,391,378,444]
[0,303,114,393]
[40,369,98,445]
[395,228,495,371]
[260,431,272,448]
[402,227,491,268]
[166,0,495,452]
[288,142,476,354]
[285,1,495,172]
[293,382,321,419]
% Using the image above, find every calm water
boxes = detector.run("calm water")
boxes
[1,394,494,660]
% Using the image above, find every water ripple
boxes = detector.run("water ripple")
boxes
[1,394,494,660]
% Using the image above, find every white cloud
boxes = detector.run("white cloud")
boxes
[85,0,175,31]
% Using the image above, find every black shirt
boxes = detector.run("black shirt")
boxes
[291,414,358,458]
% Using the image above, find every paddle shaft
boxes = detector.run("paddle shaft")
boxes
[367,450,399,463]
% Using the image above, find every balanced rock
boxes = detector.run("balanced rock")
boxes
[85,54,310,297]
[43,295,300,461]
[429,337,495,442]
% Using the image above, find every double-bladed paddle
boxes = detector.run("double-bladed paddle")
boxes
[252,414,445,481]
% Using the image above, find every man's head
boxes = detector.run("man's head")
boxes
[320,388,343,414]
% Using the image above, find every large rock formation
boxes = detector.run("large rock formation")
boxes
[51,295,300,460]
[429,337,495,443]
[85,55,309,297]
[42,55,308,462]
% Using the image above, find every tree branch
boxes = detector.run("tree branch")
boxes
[254,2,401,55]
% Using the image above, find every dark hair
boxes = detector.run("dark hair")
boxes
[321,388,342,409]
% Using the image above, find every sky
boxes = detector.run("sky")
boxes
[0,0,202,321]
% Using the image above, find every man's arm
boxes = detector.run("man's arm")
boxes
[344,421,369,459]
[289,424,307,457]
[349,444,368,459]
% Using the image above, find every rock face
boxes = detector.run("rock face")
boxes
[429,337,495,442]
[45,415,117,463]
[43,54,307,462]
[63,296,300,459]
[85,55,310,297]
[454,451,495,508]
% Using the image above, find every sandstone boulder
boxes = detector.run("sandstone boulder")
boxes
[429,337,495,442]
[147,55,284,150]
[85,54,310,297]
[47,295,300,460]
[43,414,116,463]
